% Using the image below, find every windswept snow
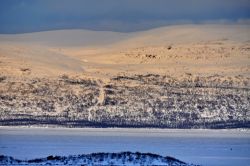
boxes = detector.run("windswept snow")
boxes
[0,127,249,166]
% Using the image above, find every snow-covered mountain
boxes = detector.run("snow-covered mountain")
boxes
[0,24,249,129]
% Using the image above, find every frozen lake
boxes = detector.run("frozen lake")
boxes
[0,127,249,166]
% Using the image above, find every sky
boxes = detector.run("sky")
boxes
[0,0,249,33]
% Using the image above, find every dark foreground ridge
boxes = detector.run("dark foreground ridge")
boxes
[0,74,249,128]
[0,151,199,166]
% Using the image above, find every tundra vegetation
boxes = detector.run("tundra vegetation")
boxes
[0,73,249,128]
[0,152,197,166]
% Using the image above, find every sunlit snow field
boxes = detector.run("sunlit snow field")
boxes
[0,127,249,166]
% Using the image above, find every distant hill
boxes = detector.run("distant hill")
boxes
[0,24,249,47]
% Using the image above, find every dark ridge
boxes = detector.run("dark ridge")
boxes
[0,152,199,166]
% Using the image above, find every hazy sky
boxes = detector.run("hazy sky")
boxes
[0,0,249,33]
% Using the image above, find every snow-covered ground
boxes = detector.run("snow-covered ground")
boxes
[0,127,249,166]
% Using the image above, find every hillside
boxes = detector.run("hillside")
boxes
[0,24,249,128]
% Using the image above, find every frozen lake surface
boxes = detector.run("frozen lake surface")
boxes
[0,127,249,166]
